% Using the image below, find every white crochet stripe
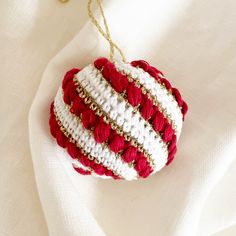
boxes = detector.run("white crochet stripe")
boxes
[71,159,112,179]
[54,87,137,180]
[75,65,169,173]
[114,61,183,139]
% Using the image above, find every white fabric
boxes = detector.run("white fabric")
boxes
[1,0,236,235]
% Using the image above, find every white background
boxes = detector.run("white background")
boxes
[1,0,236,235]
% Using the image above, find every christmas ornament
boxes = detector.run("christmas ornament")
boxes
[49,0,188,180]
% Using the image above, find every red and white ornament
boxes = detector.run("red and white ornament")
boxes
[49,57,188,180]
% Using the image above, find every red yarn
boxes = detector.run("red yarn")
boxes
[131,60,164,77]
[141,95,154,120]
[107,129,118,141]
[135,155,148,172]
[94,57,108,69]
[94,122,111,143]
[105,169,114,177]
[163,125,174,142]
[56,131,67,148]
[149,66,164,76]
[153,111,166,132]
[70,96,86,116]
[74,167,91,175]
[127,83,142,106]
[160,77,172,90]
[111,172,120,180]
[172,88,183,107]
[49,114,54,126]
[49,115,56,137]
[50,102,54,114]
[102,62,115,80]
[166,146,177,165]
[131,60,149,71]
[168,135,177,152]
[49,123,57,138]
[134,153,154,178]
[49,112,60,138]
[109,134,125,153]
[79,154,92,167]
[147,67,158,79]
[122,146,138,163]
[182,101,188,117]
[62,68,80,89]
[110,70,128,93]
[104,169,120,179]
[67,142,79,159]
[81,109,97,129]
[93,163,106,175]
[139,166,153,178]
[63,80,77,105]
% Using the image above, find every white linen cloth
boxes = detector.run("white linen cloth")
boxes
[1,0,236,235]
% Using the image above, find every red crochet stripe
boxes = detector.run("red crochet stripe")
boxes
[62,72,153,178]
[73,166,91,175]
[49,102,120,179]
[62,68,80,105]
[94,58,177,166]
[131,60,188,119]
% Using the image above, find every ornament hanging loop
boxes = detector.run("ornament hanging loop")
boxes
[88,0,126,62]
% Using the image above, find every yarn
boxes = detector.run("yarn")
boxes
[109,135,125,153]
[94,122,111,143]
[67,142,79,159]
[70,96,86,115]
[127,83,142,107]
[153,111,166,132]
[62,68,80,89]
[49,57,188,180]
[122,146,138,163]
[74,167,91,175]
[81,109,97,129]
[141,95,154,120]
[51,0,188,180]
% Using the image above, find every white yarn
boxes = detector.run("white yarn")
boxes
[54,87,138,180]
[114,62,183,139]
[75,65,169,172]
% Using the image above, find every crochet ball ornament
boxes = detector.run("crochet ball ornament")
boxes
[49,57,188,180]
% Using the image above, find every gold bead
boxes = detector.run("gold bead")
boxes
[124,134,131,141]
[90,103,97,111]
[84,97,91,104]
[79,91,86,98]
[103,116,110,124]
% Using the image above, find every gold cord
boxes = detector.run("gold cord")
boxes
[59,0,126,61]
[87,0,126,62]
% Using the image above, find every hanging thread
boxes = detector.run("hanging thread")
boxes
[59,0,126,61]
[87,0,126,62]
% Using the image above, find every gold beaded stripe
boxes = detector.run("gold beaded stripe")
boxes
[92,65,174,143]
[53,105,124,179]
[114,64,180,134]
[56,87,139,180]
[73,77,158,169]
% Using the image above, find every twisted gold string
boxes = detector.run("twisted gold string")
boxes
[88,0,126,62]
[59,0,126,62]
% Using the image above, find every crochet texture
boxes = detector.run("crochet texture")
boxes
[49,57,188,180]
